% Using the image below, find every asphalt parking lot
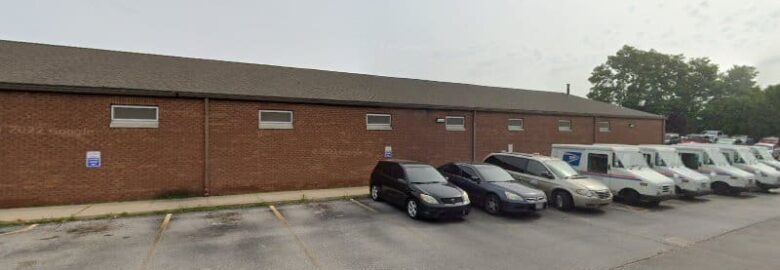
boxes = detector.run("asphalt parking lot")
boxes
[3,191,780,270]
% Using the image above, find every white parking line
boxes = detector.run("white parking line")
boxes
[270,205,322,269]
[349,198,378,213]
[0,224,38,237]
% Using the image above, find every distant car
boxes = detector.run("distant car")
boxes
[715,138,737,145]
[370,160,470,219]
[483,153,612,211]
[681,134,710,144]
[758,137,780,158]
[438,162,547,215]
[731,135,752,145]
[664,133,680,145]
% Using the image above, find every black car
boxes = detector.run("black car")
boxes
[370,160,470,219]
[438,162,547,215]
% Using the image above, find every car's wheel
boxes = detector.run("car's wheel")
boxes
[620,189,641,205]
[484,194,501,215]
[553,191,574,211]
[406,199,420,219]
[370,185,382,201]
[712,182,730,195]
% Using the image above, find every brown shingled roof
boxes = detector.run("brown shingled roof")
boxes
[0,40,661,119]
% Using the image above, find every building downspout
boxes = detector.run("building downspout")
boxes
[592,116,597,144]
[203,97,210,196]
[472,110,477,162]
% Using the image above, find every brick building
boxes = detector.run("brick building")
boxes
[0,40,664,208]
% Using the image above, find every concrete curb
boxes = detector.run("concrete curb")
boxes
[0,186,368,225]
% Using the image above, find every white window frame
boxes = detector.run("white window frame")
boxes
[508,118,524,131]
[597,121,610,132]
[366,113,392,130]
[259,110,294,129]
[558,120,572,132]
[110,105,159,128]
[445,116,466,131]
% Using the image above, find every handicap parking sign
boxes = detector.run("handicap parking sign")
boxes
[384,146,393,158]
[86,151,101,168]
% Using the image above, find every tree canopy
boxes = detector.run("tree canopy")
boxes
[588,45,777,138]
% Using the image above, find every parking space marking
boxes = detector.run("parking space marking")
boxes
[269,205,322,269]
[349,198,378,213]
[140,213,172,270]
[0,224,38,237]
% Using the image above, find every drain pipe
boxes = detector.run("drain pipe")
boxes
[203,97,210,196]
[472,110,477,162]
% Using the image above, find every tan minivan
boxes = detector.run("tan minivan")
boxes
[484,152,612,211]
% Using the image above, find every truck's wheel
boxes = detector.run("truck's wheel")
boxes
[620,189,640,206]
[712,182,730,195]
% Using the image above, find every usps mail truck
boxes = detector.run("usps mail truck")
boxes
[717,145,780,191]
[551,144,675,206]
[750,146,780,171]
[639,145,711,197]
[672,144,756,195]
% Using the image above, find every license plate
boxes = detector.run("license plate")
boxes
[535,203,544,210]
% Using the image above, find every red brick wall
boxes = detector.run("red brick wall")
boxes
[475,112,596,158]
[0,91,204,208]
[0,90,663,207]
[207,100,473,195]
[594,117,664,145]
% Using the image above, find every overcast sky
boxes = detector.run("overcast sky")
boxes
[2,0,779,97]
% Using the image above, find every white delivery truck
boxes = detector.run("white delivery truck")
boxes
[551,144,675,206]
[638,145,711,197]
[750,145,780,171]
[717,145,780,191]
[672,144,756,195]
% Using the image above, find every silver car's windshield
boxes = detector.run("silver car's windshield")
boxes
[656,151,684,167]
[473,165,514,182]
[616,151,648,169]
[544,160,583,179]
[736,149,759,165]
[703,149,730,167]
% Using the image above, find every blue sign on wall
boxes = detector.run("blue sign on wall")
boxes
[562,152,582,166]
[86,151,101,168]
[384,146,393,158]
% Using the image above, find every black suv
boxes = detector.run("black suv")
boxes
[439,162,547,215]
[370,160,470,219]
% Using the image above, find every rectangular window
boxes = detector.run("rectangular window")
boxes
[259,110,293,129]
[597,121,610,132]
[445,116,465,131]
[110,105,159,128]
[587,153,609,174]
[508,118,524,131]
[558,120,572,132]
[366,114,392,130]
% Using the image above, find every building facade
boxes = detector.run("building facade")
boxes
[0,41,664,208]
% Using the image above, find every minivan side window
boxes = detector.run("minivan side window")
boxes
[389,164,405,179]
[588,153,609,174]
[503,156,529,173]
[680,153,700,169]
[526,160,552,178]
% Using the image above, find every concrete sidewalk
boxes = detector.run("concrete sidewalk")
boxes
[0,186,368,223]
